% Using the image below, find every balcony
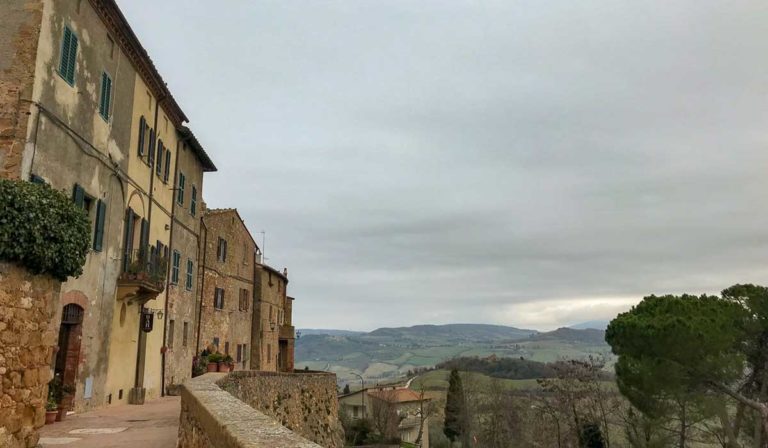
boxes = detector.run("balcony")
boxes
[117,249,167,304]
[279,324,295,340]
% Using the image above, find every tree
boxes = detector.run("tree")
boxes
[369,389,401,442]
[444,369,468,446]
[606,289,768,447]
[343,383,351,394]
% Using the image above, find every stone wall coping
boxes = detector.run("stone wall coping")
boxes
[225,370,334,379]
[180,373,322,448]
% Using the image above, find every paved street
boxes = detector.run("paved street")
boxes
[38,396,180,448]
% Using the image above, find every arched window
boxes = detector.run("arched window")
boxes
[62,304,84,325]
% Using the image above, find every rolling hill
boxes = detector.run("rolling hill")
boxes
[295,324,613,385]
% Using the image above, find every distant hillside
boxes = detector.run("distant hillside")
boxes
[298,329,365,337]
[569,320,609,330]
[295,323,613,385]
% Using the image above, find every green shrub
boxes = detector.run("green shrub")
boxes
[0,179,90,281]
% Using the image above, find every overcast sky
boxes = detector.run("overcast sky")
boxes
[118,1,768,331]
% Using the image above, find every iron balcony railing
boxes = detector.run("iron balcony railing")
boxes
[120,248,168,286]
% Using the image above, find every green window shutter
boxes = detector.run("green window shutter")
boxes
[186,259,193,289]
[148,129,156,166]
[191,186,197,215]
[99,72,112,119]
[93,200,106,251]
[59,27,78,85]
[164,150,171,182]
[139,218,149,254]
[177,173,185,205]
[123,208,135,271]
[171,251,180,284]
[72,184,85,209]
[138,116,146,156]
[156,140,164,176]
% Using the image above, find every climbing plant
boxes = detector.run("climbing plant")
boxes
[0,179,90,281]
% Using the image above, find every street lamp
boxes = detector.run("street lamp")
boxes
[351,372,365,418]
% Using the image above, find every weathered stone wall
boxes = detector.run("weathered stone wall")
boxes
[219,371,344,448]
[0,262,61,448]
[199,210,255,365]
[0,0,43,180]
[251,264,288,371]
[178,373,322,448]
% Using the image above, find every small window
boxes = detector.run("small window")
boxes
[225,341,230,356]
[217,237,227,262]
[214,288,224,310]
[99,72,112,120]
[58,26,78,86]
[171,251,180,284]
[213,337,219,348]
[267,344,271,360]
[177,172,185,205]
[236,344,242,362]
[182,322,189,347]
[190,186,197,216]
[168,320,175,348]
[243,344,247,361]
[185,259,193,290]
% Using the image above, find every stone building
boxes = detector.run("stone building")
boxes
[163,127,216,393]
[251,264,294,372]
[199,209,257,368]
[0,0,217,412]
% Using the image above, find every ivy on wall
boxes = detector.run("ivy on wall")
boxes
[0,179,90,281]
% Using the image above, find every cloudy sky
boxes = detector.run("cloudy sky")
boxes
[119,1,768,331]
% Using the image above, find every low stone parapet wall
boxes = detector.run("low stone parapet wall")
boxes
[218,370,345,448]
[178,372,332,448]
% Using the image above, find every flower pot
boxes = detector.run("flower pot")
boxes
[206,362,218,372]
[217,362,230,373]
[45,410,58,424]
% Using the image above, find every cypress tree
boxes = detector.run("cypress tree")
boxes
[444,369,466,445]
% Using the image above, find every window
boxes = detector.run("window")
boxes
[236,344,242,362]
[164,150,171,183]
[217,237,227,262]
[213,337,219,348]
[93,199,106,252]
[353,406,359,418]
[185,259,193,290]
[137,116,146,156]
[225,341,230,355]
[182,322,189,347]
[239,289,249,312]
[168,320,175,348]
[243,344,247,361]
[171,251,180,284]
[155,140,164,177]
[58,26,78,86]
[148,129,156,166]
[214,288,224,310]
[267,344,271,360]
[190,186,197,216]
[177,172,185,205]
[99,72,112,120]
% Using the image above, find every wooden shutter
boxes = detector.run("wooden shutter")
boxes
[138,116,146,155]
[139,218,149,257]
[99,73,112,119]
[72,184,85,208]
[59,27,78,85]
[156,141,164,176]
[148,129,156,166]
[123,208,135,271]
[191,186,197,215]
[223,240,228,261]
[93,199,106,251]
[66,31,78,84]
[164,150,171,182]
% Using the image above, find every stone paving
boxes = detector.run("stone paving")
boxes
[38,396,180,448]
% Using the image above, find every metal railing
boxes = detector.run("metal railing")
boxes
[121,248,168,285]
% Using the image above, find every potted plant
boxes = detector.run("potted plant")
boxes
[218,354,232,373]
[221,354,234,372]
[207,353,222,372]
[45,397,58,424]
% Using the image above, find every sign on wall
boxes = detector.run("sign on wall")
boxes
[141,311,154,333]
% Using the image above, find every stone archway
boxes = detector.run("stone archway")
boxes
[54,303,84,411]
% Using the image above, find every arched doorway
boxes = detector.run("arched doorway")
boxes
[55,304,84,411]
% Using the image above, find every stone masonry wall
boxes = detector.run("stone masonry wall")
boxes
[178,372,322,448]
[219,371,344,448]
[0,0,43,180]
[0,262,61,448]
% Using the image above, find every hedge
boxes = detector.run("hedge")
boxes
[0,179,90,281]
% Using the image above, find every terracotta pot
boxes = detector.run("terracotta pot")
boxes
[217,362,230,373]
[206,362,218,372]
[45,411,57,424]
